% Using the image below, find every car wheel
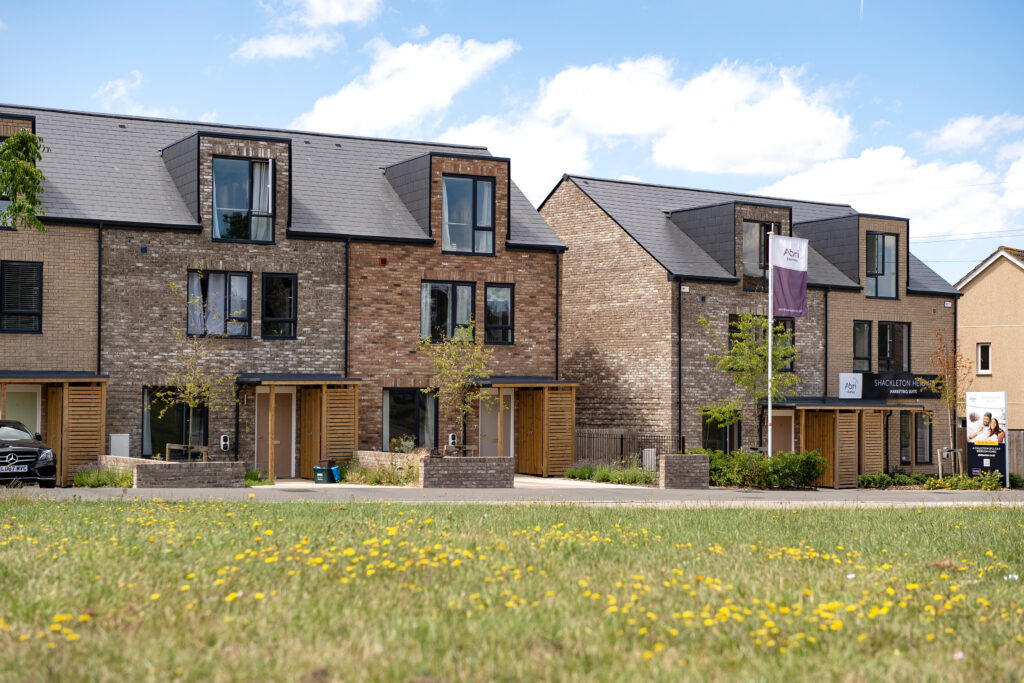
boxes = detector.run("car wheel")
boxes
[38,481,56,489]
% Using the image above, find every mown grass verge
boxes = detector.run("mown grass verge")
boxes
[0,498,1021,681]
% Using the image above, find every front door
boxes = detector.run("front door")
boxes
[256,391,294,478]
[517,389,544,475]
[6,385,41,436]
[772,414,794,456]
[479,390,514,458]
[804,411,836,488]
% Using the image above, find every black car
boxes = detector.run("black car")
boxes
[0,420,56,488]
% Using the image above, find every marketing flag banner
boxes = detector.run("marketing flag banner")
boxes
[965,391,1009,485]
[771,235,809,317]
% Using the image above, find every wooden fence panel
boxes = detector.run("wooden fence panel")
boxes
[804,412,836,488]
[1008,430,1023,476]
[324,387,358,461]
[62,385,104,482]
[544,388,575,477]
[861,412,884,474]
[837,412,859,488]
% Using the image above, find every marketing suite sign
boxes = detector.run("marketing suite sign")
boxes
[837,373,938,400]
[965,391,1009,484]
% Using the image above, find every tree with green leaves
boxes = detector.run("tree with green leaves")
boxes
[418,320,496,455]
[0,130,49,231]
[917,329,973,475]
[150,278,238,461]
[699,313,802,438]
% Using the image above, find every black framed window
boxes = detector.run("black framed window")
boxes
[977,343,991,375]
[0,136,10,216]
[383,388,437,451]
[899,411,912,465]
[187,270,251,337]
[262,273,297,339]
[866,232,897,299]
[212,157,274,243]
[702,414,741,453]
[776,317,795,372]
[0,260,42,333]
[853,321,871,372]
[915,413,932,464]
[742,221,779,278]
[878,322,909,372]
[142,386,208,458]
[441,175,494,255]
[484,284,513,344]
[421,281,474,342]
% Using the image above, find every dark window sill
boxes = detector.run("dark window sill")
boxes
[441,250,496,257]
[212,238,275,245]
[0,329,42,335]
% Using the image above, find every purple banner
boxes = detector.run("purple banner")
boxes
[773,266,807,317]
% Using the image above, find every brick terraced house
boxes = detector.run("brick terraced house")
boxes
[541,175,960,486]
[0,104,575,484]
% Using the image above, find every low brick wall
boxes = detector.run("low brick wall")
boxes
[352,450,422,470]
[97,455,245,488]
[659,453,709,489]
[420,456,514,488]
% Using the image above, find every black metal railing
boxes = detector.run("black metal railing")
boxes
[575,429,685,469]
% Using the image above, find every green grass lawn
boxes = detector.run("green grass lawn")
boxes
[1,496,1022,682]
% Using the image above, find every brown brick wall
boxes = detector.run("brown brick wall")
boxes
[659,453,709,488]
[540,180,677,434]
[350,154,557,451]
[0,225,98,371]
[419,456,514,488]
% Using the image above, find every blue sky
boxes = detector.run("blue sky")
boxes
[3,0,1023,283]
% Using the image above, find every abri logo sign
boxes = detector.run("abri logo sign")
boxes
[839,373,863,399]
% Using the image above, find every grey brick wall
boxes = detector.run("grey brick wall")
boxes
[419,456,514,488]
[659,453,709,489]
[98,455,245,488]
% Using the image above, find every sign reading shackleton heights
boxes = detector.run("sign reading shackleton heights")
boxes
[965,391,1009,485]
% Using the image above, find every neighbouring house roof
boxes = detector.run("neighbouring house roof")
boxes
[954,245,1024,291]
[0,371,108,382]
[554,175,957,295]
[235,373,360,385]
[0,104,563,250]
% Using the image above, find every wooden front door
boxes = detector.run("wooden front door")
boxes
[517,389,544,475]
[256,392,293,478]
[299,388,322,479]
[804,411,836,488]
[46,386,63,486]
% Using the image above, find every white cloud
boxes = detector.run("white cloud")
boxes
[234,31,339,59]
[292,35,518,137]
[199,110,218,123]
[237,0,379,61]
[441,58,851,204]
[758,146,1008,240]
[926,114,1024,152]
[618,175,643,182]
[93,70,180,118]
[0,19,7,31]
[1002,156,1024,208]
[407,24,429,39]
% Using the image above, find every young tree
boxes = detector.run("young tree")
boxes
[0,130,49,232]
[150,278,238,461]
[418,320,496,455]
[699,313,802,439]
[917,329,973,475]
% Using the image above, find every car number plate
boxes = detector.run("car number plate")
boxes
[0,465,28,473]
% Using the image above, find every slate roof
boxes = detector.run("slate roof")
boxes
[0,104,562,249]
[558,175,958,295]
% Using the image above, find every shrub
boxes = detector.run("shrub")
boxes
[1010,473,1023,489]
[703,449,824,488]
[891,473,914,486]
[73,467,132,488]
[609,467,656,485]
[592,466,614,483]
[564,465,595,480]
[343,463,417,486]
[925,472,1004,491]
[245,468,273,487]
[858,473,893,489]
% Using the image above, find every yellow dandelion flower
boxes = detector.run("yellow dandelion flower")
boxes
[225,592,238,602]
[150,593,160,601]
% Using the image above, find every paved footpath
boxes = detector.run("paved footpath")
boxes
[6,476,1024,507]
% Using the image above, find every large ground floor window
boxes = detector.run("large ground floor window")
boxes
[899,411,932,466]
[701,414,741,452]
[382,388,437,452]
[142,387,208,458]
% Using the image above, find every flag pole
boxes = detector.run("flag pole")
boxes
[767,230,773,460]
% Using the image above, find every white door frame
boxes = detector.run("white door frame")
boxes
[254,386,297,478]
[479,388,514,460]
[5,384,41,435]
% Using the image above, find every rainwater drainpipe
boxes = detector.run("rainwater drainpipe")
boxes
[96,226,103,376]
[555,251,560,380]
[344,238,351,378]
[677,276,684,452]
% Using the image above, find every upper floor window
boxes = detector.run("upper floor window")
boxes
[977,343,991,375]
[442,176,494,255]
[421,281,473,342]
[0,260,42,333]
[187,270,251,337]
[262,273,297,340]
[853,321,871,372]
[742,221,778,278]
[878,321,909,372]
[776,317,795,372]
[484,284,513,344]
[212,157,273,243]
[866,232,897,298]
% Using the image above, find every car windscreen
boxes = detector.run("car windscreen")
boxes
[0,424,33,441]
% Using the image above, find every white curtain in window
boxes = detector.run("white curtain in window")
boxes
[187,272,205,335]
[421,396,436,450]
[441,183,453,251]
[476,181,493,227]
[206,273,226,335]
[455,285,472,328]
[420,284,431,338]
[227,274,248,335]
[251,161,273,241]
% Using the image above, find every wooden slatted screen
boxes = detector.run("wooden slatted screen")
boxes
[62,385,104,484]
[544,387,575,477]
[804,411,836,488]
[862,412,884,475]
[837,412,859,488]
[324,386,358,461]
[299,388,322,479]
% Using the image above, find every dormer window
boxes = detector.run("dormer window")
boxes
[212,157,273,243]
[442,175,494,255]
[866,232,897,298]
[742,221,778,277]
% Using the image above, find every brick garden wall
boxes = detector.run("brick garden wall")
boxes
[419,456,514,488]
[659,453,710,489]
[98,454,245,488]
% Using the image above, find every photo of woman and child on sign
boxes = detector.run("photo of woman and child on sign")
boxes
[967,410,1007,444]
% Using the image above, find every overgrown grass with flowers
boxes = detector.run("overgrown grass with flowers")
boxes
[0,495,1022,680]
